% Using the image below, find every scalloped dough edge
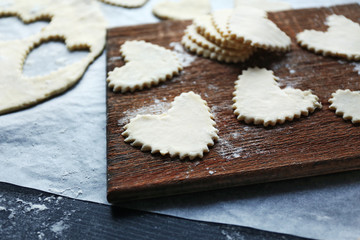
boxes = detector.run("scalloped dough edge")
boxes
[107,40,182,93]
[232,68,322,127]
[329,89,360,124]
[181,34,252,63]
[122,91,219,160]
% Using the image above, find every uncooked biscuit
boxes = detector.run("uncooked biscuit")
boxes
[232,68,322,126]
[329,89,360,124]
[107,40,182,93]
[0,0,106,115]
[185,24,253,57]
[181,35,251,63]
[122,91,219,160]
[193,14,249,50]
[211,9,234,37]
[152,0,210,20]
[227,7,291,51]
[296,15,360,61]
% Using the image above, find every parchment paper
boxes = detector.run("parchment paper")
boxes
[1,1,360,239]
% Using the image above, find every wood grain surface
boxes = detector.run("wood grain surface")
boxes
[106,4,360,203]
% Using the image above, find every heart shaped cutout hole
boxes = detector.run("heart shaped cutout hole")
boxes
[22,39,89,78]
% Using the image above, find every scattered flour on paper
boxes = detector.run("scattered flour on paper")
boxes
[169,42,196,67]
[118,98,172,126]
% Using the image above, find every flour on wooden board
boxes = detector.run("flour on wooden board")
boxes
[118,98,172,126]
[169,42,197,67]
[352,62,360,75]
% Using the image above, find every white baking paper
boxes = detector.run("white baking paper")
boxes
[1,1,360,239]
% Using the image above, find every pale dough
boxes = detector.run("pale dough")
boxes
[185,24,253,57]
[122,91,219,160]
[329,89,360,124]
[0,0,106,115]
[98,0,148,8]
[107,40,182,93]
[194,14,248,50]
[232,68,322,126]
[227,7,291,51]
[211,9,234,37]
[152,0,210,20]
[234,0,292,12]
[296,15,360,61]
[181,35,250,63]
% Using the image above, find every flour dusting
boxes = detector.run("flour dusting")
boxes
[50,220,69,235]
[170,42,196,67]
[118,99,172,126]
[16,198,48,212]
[352,63,360,75]
[217,137,243,160]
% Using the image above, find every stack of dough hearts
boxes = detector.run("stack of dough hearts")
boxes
[181,6,291,63]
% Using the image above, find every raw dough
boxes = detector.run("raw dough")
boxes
[211,9,234,37]
[152,0,210,20]
[98,0,148,8]
[122,91,219,160]
[193,14,249,50]
[227,7,291,51]
[234,0,292,12]
[181,35,249,63]
[184,24,253,57]
[329,89,360,124]
[296,15,360,61]
[0,0,106,115]
[107,40,182,93]
[232,68,322,126]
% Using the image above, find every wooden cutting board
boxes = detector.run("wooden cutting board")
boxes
[106,4,360,203]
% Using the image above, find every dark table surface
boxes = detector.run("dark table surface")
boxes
[0,182,312,240]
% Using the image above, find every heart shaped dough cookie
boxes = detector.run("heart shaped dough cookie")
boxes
[296,15,360,61]
[152,0,210,20]
[329,89,360,124]
[107,40,182,93]
[227,7,291,51]
[232,68,322,126]
[122,91,219,160]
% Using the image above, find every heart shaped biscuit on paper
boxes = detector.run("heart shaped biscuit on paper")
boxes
[329,89,360,124]
[107,40,182,93]
[122,92,219,160]
[232,68,322,126]
[297,15,360,61]
[152,0,210,20]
